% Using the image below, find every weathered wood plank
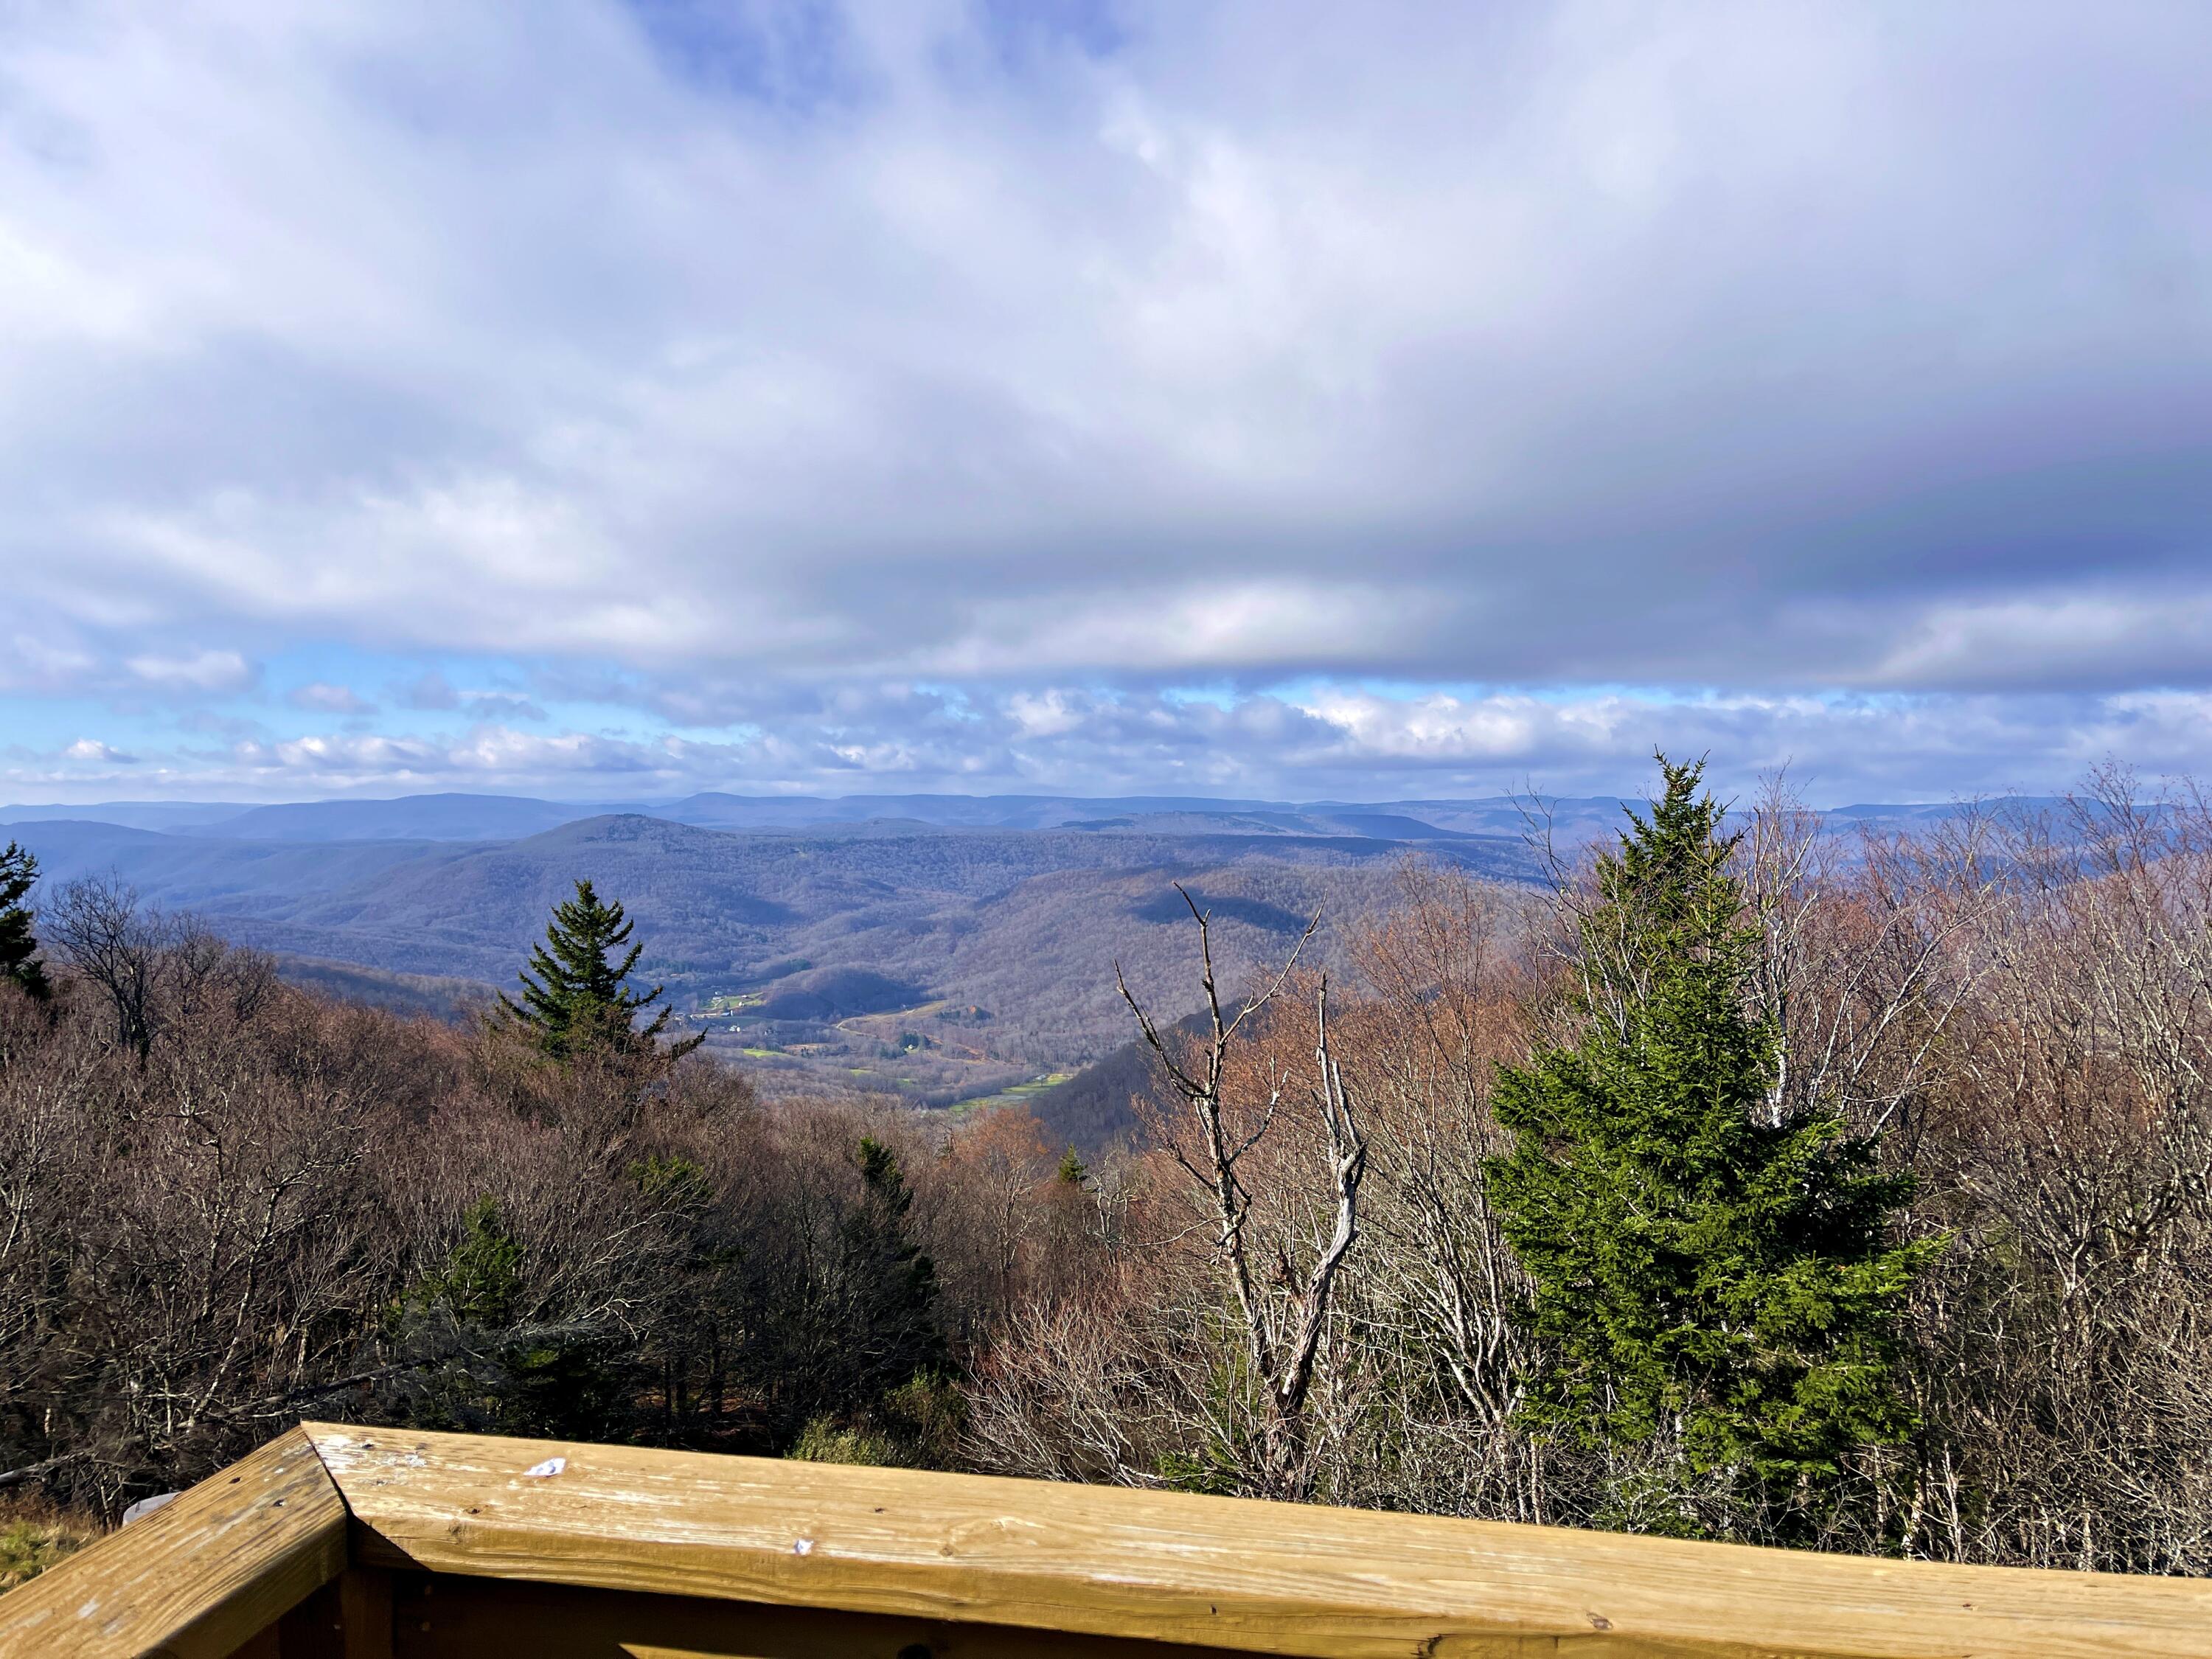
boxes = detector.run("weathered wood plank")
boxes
[386,1573,1264,1659]
[304,1424,2212,1659]
[276,1571,393,1659]
[336,1569,393,1659]
[0,1428,347,1659]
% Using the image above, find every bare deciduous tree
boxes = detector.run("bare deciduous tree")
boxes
[1115,887,1363,1499]
[44,875,168,1057]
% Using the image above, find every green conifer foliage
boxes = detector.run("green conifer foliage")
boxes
[745,1135,948,1451]
[0,843,50,1001]
[424,1196,525,1326]
[840,1135,946,1398]
[498,878,698,1061]
[1488,757,1936,1525]
[406,1196,629,1440]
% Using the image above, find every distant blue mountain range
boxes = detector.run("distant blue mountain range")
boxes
[0,787,2058,1116]
[0,788,2012,845]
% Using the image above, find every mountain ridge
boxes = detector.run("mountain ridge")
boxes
[2,791,2051,1111]
[2,787,2026,847]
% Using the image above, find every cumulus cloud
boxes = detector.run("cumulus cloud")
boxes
[393,671,544,721]
[288,681,377,715]
[7,684,2207,806]
[122,650,255,695]
[2,2,2211,799]
[63,738,136,765]
[461,692,548,722]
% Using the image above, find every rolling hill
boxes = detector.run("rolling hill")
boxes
[4,805,1535,1105]
[3,787,2005,1110]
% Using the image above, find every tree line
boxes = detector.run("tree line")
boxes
[970,759,2212,1570]
[0,863,1088,1519]
[3,754,2211,1576]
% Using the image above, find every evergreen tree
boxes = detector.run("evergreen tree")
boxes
[403,1196,630,1440]
[1488,756,1935,1528]
[752,1134,948,1450]
[498,879,698,1061]
[0,842,51,1001]
[838,1136,945,1402]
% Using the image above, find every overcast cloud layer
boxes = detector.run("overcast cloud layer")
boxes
[4,1,2211,804]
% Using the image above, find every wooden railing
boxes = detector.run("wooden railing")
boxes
[1,1422,2207,1657]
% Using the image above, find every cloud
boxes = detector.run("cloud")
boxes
[122,650,255,695]
[459,692,547,722]
[0,633,100,697]
[394,671,543,720]
[287,681,378,715]
[4,682,2206,806]
[2,3,2211,798]
[63,738,137,765]
[397,671,461,712]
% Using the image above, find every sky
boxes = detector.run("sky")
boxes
[4,1,2212,807]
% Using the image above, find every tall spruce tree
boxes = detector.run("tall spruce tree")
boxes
[1488,757,1934,1527]
[498,879,698,1061]
[0,842,51,1001]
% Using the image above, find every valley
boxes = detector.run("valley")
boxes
[2,792,1546,1112]
[0,788,1994,1121]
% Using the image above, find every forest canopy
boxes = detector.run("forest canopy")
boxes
[2,762,2210,1579]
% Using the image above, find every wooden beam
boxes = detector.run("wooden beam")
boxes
[0,1428,347,1659]
[275,1570,394,1659]
[385,1573,1257,1659]
[302,1424,2212,1659]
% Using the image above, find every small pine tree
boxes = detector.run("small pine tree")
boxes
[0,843,50,1001]
[498,878,698,1061]
[403,1196,630,1440]
[1488,756,1936,1530]
[840,1136,946,1402]
[425,1197,526,1326]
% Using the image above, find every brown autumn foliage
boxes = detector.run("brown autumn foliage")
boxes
[8,766,2212,1576]
[0,880,1095,1514]
[967,769,2212,1571]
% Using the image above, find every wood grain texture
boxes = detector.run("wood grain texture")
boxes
[386,1573,1261,1659]
[336,1570,393,1659]
[304,1424,2212,1659]
[274,1571,393,1659]
[0,1428,347,1659]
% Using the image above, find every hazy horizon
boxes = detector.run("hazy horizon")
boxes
[0,780,2035,818]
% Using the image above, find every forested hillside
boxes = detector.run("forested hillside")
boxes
[3,764,2209,1582]
[6,810,1534,1102]
[0,796,2008,1107]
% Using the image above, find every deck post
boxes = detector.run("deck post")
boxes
[272,1569,392,1659]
